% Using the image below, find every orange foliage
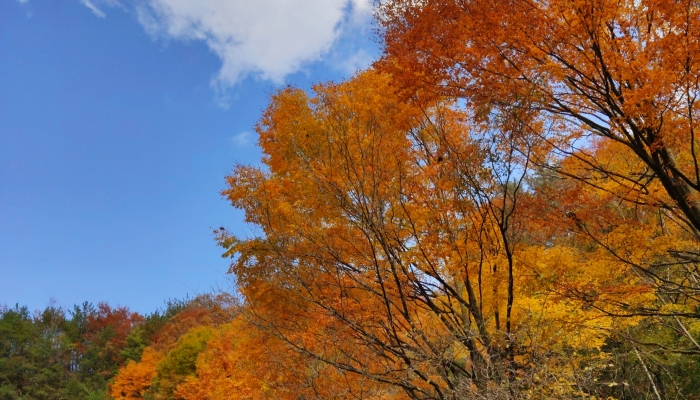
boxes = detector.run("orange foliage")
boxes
[110,347,161,399]
[215,70,641,398]
[109,2,700,397]
[109,296,237,399]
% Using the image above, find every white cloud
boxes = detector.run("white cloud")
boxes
[79,0,373,92]
[231,131,252,147]
[16,0,29,4]
[135,0,371,90]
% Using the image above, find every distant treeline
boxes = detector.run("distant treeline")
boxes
[0,294,237,400]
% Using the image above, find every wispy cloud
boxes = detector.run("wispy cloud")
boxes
[231,132,252,147]
[77,0,123,18]
[339,48,375,75]
[80,0,106,18]
[15,0,33,17]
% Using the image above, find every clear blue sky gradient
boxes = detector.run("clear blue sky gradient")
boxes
[0,0,377,314]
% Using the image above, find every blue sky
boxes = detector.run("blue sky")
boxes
[0,0,377,314]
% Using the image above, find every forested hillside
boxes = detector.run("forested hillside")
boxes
[0,295,237,399]
[4,0,700,398]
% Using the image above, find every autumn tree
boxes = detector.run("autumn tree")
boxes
[109,294,237,399]
[216,70,639,399]
[378,0,700,297]
[377,0,700,396]
[174,317,345,400]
